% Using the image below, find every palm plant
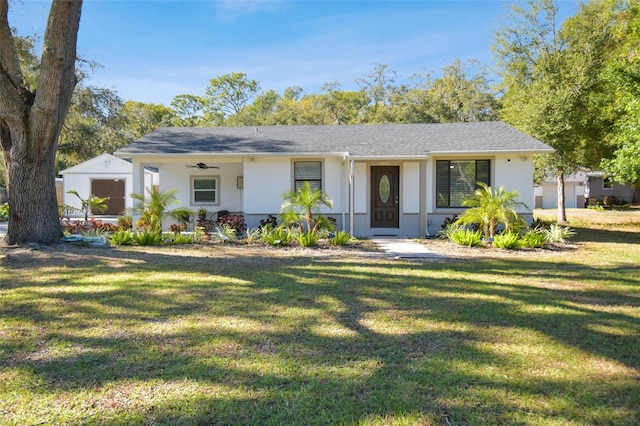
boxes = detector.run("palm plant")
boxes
[455,182,527,238]
[129,187,192,232]
[64,190,108,220]
[280,181,333,234]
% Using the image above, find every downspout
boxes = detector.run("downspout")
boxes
[349,160,355,237]
[341,156,347,232]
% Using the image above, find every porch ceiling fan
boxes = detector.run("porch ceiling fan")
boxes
[185,162,219,169]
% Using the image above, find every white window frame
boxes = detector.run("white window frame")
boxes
[191,175,220,206]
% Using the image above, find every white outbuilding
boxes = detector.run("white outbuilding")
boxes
[59,153,158,217]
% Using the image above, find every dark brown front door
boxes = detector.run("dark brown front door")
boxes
[91,179,125,215]
[371,166,399,228]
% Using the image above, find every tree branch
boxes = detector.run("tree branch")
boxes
[0,0,28,129]
[31,0,83,152]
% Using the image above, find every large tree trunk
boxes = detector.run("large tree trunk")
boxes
[557,172,567,224]
[6,124,62,243]
[0,0,83,245]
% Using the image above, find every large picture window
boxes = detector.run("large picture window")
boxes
[436,160,490,208]
[192,177,218,204]
[294,161,322,191]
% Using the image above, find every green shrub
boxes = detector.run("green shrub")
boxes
[331,230,351,246]
[170,234,192,245]
[117,215,133,230]
[133,230,163,246]
[81,227,107,238]
[214,224,237,244]
[543,223,576,244]
[492,232,522,249]
[297,232,320,247]
[449,228,483,247]
[111,230,135,246]
[191,226,206,243]
[243,227,262,244]
[521,230,547,248]
[261,226,293,246]
[437,223,466,240]
[0,203,9,221]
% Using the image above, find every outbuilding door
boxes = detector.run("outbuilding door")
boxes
[91,179,125,215]
[370,166,399,228]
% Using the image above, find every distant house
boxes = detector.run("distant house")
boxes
[114,122,553,237]
[59,153,158,216]
[535,171,637,209]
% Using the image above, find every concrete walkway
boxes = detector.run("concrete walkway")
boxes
[372,238,447,259]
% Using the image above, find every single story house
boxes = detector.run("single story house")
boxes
[535,171,637,208]
[114,122,553,237]
[59,153,158,216]
[534,171,588,209]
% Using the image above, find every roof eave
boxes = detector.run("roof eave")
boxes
[426,148,554,155]
[114,151,351,159]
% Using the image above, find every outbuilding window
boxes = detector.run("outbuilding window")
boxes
[436,160,490,208]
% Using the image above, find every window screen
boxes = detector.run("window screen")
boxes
[294,161,322,190]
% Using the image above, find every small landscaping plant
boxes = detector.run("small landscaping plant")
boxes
[543,223,576,244]
[218,214,246,234]
[243,227,262,244]
[297,231,320,247]
[191,226,206,243]
[259,214,278,229]
[80,227,107,238]
[331,230,351,246]
[214,224,237,244]
[455,182,527,238]
[110,229,135,246]
[280,181,333,245]
[449,228,483,247]
[169,223,187,234]
[261,226,293,246]
[63,190,108,221]
[133,230,163,246]
[167,233,192,245]
[117,215,133,230]
[521,229,547,248]
[437,223,465,240]
[129,187,192,233]
[492,232,522,249]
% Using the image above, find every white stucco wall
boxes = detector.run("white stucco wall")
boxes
[160,162,244,214]
[243,157,291,214]
[242,156,344,215]
[402,162,420,214]
[493,154,534,212]
[354,162,367,214]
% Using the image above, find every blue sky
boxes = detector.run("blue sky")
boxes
[10,1,580,106]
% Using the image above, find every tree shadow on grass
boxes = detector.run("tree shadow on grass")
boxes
[572,225,640,244]
[0,245,638,424]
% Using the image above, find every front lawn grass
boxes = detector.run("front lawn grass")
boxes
[1,210,639,425]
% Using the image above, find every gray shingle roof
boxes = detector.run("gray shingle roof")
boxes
[115,122,553,158]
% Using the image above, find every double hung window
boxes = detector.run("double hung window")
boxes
[192,177,218,204]
[294,161,322,190]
